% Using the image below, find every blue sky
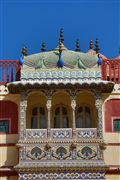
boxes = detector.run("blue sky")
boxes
[0,0,120,60]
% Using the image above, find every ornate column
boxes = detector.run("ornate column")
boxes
[46,99,52,137]
[19,92,27,142]
[43,89,55,138]
[68,89,77,138]
[71,99,76,138]
[95,91,103,139]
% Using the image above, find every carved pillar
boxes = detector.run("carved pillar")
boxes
[46,99,52,137]
[43,89,55,138]
[69,90,77,138]
[19,92,27,142]
[95,91,103,138]
[71,99,76,138]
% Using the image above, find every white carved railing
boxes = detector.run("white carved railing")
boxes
[76,128,97,138]
[51,128,72,139]
[26,129,47,140]
[25,128,97,140]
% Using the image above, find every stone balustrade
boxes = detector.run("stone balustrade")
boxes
[25,128,97,141]
[76,128,97,138]
[26,129,47,140]
[50,128,72,139]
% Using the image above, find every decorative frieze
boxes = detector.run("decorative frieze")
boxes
[21,70,101,81]
[19,171,105,180]
[20,143,99,161]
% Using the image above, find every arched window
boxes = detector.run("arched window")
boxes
[54,106,69,128]
[76,106,91,128]
[31,106,46,129]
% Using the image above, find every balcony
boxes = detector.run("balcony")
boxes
[0,60,20,85]
[101,58,120,83]
[25,128,97,142]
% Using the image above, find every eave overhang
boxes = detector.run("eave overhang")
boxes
[7,79,114,94]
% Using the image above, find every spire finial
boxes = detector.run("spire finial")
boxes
[59,28,64,43]
[89,39,93,49]
[94,38,100,54]
[22,47,27,56]
[59,40,63,53]
[75,39,80,52]
[41,42,46,52]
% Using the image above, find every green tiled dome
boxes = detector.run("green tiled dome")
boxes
[24,48,98,69]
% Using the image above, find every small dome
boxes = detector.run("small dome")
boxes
[24,48,98,70]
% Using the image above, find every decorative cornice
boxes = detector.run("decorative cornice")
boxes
[17,138,104,145]
[7,80,114,94]
[21,70,101,80]
[15,161,109,172]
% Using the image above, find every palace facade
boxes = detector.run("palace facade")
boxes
[0,30,120,180]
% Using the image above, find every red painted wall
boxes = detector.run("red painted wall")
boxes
[105,99,120,132]
[0,101,18,133]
